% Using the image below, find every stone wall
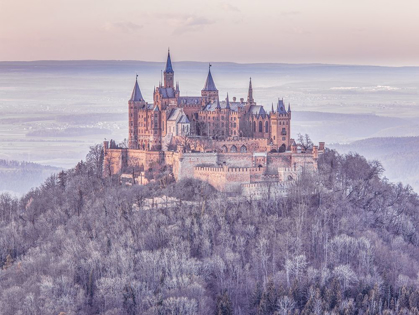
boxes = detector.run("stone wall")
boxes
[241,182,291,199]
[175,152,218,180]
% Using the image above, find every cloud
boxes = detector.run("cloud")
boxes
[103,22,143,34]
[158,14,216,35]
[221,3,240,12]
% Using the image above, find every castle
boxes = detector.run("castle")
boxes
[104,50,324,195]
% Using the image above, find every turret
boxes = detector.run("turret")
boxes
[128,75,145,149]
[216,98,221,110]
[277,98,287,114]
[201,64,219,102]
[164,49,174,88]
[226,93,231,110]
[129,75,144,102]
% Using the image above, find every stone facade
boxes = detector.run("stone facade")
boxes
[104,49,325,194]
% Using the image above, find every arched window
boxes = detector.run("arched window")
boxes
[253,121,256,132]
[265,121,269,133]
[231,145,237,152]
[279,144,286,153]
[221,145,228,153]
[240,145,247,153]
[258,121,262,132]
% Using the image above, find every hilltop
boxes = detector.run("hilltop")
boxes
[1,148,419,314]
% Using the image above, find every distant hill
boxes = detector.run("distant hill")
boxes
[0,159,61,194]
[330,136,419,191]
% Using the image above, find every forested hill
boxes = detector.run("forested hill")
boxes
[2,149,419,314]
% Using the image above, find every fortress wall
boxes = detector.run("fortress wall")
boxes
[194,168,227,191]
[241,182,290,199]
[266,153,293,174]
[193,166,252,192]
[291,153,317,170]
[217,153,253,167]
[213,138,269,152]
[176,152,218,180]
[104,149,122,175]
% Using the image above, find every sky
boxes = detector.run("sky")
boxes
[0,0,419,66]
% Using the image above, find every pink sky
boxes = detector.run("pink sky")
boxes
[1,0,418,66]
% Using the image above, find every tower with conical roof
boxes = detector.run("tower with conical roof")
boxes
[128,75,146,149]
[201,64,219,102]
[164,49,174,88]
[225,93,231,110]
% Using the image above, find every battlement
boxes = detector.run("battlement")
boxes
[194,165,264,173]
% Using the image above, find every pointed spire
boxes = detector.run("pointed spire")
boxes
[129,75,144,102]
[277,98,287,114]
[247,77,254,104]
[226,93,230,109]
[164,48,174,73]
[271,102,275,114]
[216,98,221,110]
[202,64,217,91]
[288,103,291,112]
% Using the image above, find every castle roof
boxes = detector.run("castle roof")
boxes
[204,100,245,112]
[167,108,183,121]
[130,76,144,102]
[277,99,287,114]
[158,87,176,98]
[249,105,267,117]
[178,96,202,105]
[202,65,217,91]
[164,49,174,73]
[178,115,190,124]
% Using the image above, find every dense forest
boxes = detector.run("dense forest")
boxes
[2,146,419,314]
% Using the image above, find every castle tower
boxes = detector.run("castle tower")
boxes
[150,105,162,150]
[272,98,291,151]
[201,64,219,102]
[247,77,255,105]
[128,75,145,149]
[164,49,174,88]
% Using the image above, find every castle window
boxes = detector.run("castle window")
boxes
[240,145,247,153]
[265,121,269,133]
[253,121,256,132]
[221,122,224,127]
[258,121,262,132]
[231,145,237,152]
[234,123,237,128]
